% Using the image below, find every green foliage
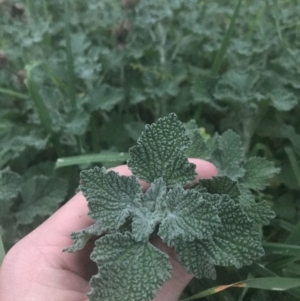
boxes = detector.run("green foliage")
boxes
[0,0,300,300]
[66,114,274,301]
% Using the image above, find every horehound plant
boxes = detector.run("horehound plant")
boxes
[64,113,277,301]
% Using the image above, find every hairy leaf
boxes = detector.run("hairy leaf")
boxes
[158,187,221,242]
[80,167,143,229]
[128,113,196,186]
[175,196,264,278]
[89,233,172,301]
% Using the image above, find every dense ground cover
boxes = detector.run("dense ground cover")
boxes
[0,0,300,300]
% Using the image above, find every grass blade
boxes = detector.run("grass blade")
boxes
[55,152,130,168]
[285,147,300,187]
[0,235,5,265]
[180,277,300,301]
[0,87,28,100]
[252,263,300,300]
[64,0,76,108]
[263,242,300,256]
[285,219,300,245]
[210,0,244,76]
[25,75,52,135]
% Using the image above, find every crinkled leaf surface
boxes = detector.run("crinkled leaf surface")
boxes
[132,178,167,241]
[194,176,241,202]
[158,187,221,242]
[80,167,143,229]
[174,196,265,279]
[63,223,106,253]
[16,176,68,225]
[128,113,196,186]
[241,157,280,190]
[89,232,172,301]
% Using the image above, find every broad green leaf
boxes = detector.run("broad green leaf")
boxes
[213,130,245,180]
[241,157,280,190]
[214,70,263,103]
[158,187,221,242]
[175,196,264,278]
[128,113,196,186]
[16,176,68,225]
[89,84,124,112]
[80,167,143,229]
[63,223,106,253]
[269,89,298,111]
[0,169,21,201]
[0,170,21,220]
[89,233,172,301]
[62,108,90,136]
[194,176,241,202]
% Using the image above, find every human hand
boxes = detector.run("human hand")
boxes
[0,159,217,301]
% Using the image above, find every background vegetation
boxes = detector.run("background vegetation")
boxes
[0,0,300,300]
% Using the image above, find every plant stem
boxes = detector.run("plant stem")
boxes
[64,0,76,109]
[210,0,244,77]
[0,87,29,99]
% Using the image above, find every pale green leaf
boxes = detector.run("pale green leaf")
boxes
[89,84,124,112]
[241,157,280,190]
[80,167,143,229]
[269,89,298,111]
[89,233,172,301]
[128,113,196,186]
[63,223,106,253]
[214,70,263,103]
[16,176,68,225]
[159,187,221,242]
